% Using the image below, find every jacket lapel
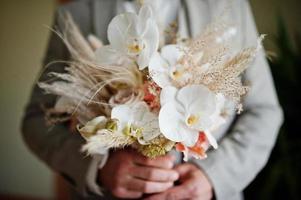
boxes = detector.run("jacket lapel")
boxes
[91,0,117,44]
[181,0,211,38]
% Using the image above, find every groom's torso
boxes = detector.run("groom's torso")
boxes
[58,0,244,199]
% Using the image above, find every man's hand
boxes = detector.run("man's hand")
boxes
[145,163,213,200]
[99,149,179,199]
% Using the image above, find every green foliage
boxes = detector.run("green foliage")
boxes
[244,16,301,200]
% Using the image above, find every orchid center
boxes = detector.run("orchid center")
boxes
[127,38,145,55]
[171,69,184,80]
[186,114,199,127]
[122,124,144,138]
[105,119,118,131]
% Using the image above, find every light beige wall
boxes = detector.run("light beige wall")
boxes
[0,0,55,198]
[250,0,301,50]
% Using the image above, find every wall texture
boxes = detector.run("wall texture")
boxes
[0,0,55,198]
[250,0,301,50]
[0,0,300,199]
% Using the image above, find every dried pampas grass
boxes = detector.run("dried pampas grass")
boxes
[39,12,144,124]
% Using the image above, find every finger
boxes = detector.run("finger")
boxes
[144,186,190,200]
[129,166,179,182]
[111,187,142,199]
[191,196,211,200]
[164,185,192,200]
[144,193,167,200]
[174,163,194,177]
[134,154,175,169]
[126,178,174,194]
[146,180,194,200]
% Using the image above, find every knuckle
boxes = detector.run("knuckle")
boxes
[164,160,173,168]
[127,165,135,174]
[166,193,177,200]
[112,176,124,188]
[134,192,143,198]
[147,169,156,180]
[168,161,174,168]
[164,182,173,190]
[185,185,194,194]
[142,182,151,193]
[115,163,123,172]
[116,164,128,176]
[143,157,152,165]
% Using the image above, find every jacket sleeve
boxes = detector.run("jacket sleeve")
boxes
[21,5,106,196]
[190,1,283,199]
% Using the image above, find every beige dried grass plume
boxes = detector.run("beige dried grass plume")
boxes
[39,12,144,124]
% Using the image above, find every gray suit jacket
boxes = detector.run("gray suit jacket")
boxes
[22,0,283,199]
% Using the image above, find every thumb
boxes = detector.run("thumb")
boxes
[174,163,195,177]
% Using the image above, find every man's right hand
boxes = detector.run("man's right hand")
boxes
[99,149,179,199]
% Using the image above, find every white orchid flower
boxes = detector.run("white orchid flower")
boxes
[95,5,159,70]
[79,102,160,155]
[111,102,160,143]
[159,85,225,147]
[78,116,108,139]
[123,0,180,46]
[149,44,192,88]
[78,116,109,154]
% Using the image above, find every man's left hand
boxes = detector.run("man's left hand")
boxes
[145,163,213,200]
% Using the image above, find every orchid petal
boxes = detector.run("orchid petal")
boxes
[161,45,184,66]
[78,116,107,139]
[204,130,218,149]
[107,12,138,50]
[105,5,159,69]
[159,99,199,146]
[83,116,107,130]
[130,102,149,123]
[160,86,177,106]
[111,104,131,129]
[177,85,216,130]
[159,102,187,142]
[112,102,160,143]
[132,105,161,142]
[181,127,200,147]
[149,52,171,87]
[138,111,160,141]
[137,46,150,70]
[138,5,153,33]
[210,115,226,132]
[137,19,159,69]
[177,85,216,114]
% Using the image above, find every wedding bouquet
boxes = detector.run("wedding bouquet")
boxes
[40,4,263,161]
